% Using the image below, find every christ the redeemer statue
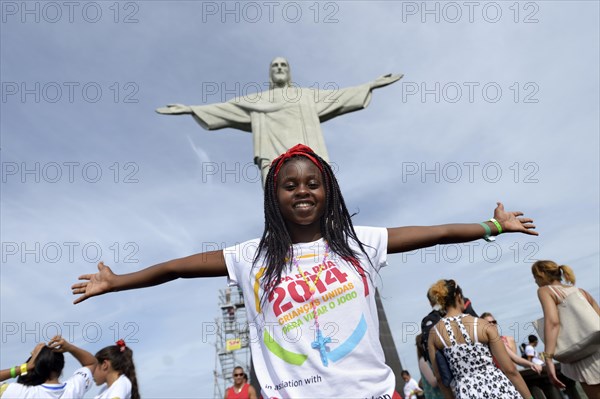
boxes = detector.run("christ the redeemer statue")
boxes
[156,57,402,184]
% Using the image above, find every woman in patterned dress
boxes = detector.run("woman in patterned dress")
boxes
[427,280,532,399]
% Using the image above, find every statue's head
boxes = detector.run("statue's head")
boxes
[269,57,291,89]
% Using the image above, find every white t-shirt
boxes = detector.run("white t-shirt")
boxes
[224,226,393,398]
[525,344,544,365]
[0,367,93,399]
[403,377,421,399]
[94,375,132,399]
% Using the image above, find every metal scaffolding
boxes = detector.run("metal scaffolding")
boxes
[213,286,251,399]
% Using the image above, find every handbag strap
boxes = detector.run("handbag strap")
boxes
[579,288,596,307]
[547,285,566,301]
[547,285,588,305]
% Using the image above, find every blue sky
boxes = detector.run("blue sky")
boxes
[1,1,598,397]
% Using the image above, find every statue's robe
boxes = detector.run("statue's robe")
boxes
[189,84,373,184]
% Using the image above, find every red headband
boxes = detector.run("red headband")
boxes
[272,144,323,183]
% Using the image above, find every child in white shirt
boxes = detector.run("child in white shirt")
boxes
[92,340,138,399]
[0,336,96,399]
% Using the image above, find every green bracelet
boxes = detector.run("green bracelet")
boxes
[10,366,16,378]
[489,218,503,234]
[479,222,495,242]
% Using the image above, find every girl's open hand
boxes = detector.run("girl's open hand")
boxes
[71,262,115,304]
[493,202,538,235]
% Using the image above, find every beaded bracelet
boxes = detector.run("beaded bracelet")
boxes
[542,352,554,359]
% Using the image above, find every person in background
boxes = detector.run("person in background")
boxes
[522,335,544,367]
[415,334,444,399]
[92,339,139,399]
[428,280,532,399]
[225,367,257,399]
[401,370,423,399]
[0,336,96,398]
[531,260,600,398]
[0,345,44,383]
[420,286,478,365]
[480,312,542,374]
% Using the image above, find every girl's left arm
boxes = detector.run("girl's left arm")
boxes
[387,202,537,253]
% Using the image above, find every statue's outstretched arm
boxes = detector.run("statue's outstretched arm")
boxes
[370,73,403,89]
[156,103,193,114]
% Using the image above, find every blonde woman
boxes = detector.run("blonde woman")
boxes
[532,260,600,398]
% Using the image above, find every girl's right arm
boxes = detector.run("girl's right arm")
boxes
[72,250,228,304]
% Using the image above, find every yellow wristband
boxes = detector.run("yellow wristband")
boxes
[489,218,503,234]
[20,363,28,376]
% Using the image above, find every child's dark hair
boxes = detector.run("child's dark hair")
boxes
[528,334,538,344]
[257,145,372,303]
[17,346,64,386]
[415,334,425,359]
[95,342,140,399]
[520,343,527,359]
